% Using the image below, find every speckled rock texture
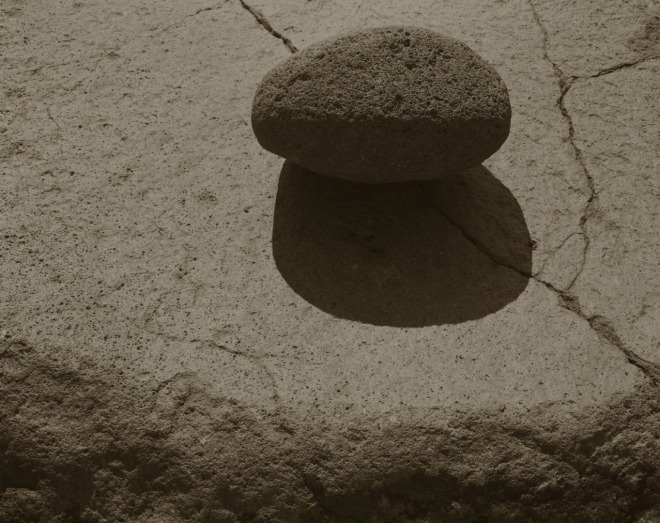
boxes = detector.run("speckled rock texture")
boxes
[252,26,511,182]
[1,0,659,521]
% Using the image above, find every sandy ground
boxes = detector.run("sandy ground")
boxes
[1,0,659,521]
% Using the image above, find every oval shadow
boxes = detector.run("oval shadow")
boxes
[272,161,532,327]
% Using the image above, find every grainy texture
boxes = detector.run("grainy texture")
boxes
[1,0,659,521]
[252,26,511,182]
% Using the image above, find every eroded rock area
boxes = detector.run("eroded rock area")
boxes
[1,0,659,521]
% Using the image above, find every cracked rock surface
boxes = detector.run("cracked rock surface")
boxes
[1,0,659,521]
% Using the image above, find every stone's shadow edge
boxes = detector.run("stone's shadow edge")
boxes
[272,161,532,327]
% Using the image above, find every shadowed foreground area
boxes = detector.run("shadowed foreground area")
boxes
[273,162,532,326]
[1,340,658,522]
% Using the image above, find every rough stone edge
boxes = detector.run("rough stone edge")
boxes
[1,338,658,522]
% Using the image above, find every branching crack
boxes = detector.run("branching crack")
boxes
[528,6,659,291]
[523,1,660,384]
[528,0,593,292]
[419,184,660,385]
[416,183,529,279]
[238,0,298,53]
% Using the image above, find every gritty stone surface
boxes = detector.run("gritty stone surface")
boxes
[1,0,659,521]
[565,60,660,366]
[252,26,511,183]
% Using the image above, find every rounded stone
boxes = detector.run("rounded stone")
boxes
[251,26,512,183]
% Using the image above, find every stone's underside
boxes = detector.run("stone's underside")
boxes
[252,26,511,182]
[1,0,659,521]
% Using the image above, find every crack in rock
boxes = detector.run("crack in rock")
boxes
[132,286,284,413]
[296,466,364,523]
[571,308,660,386]
[64,1,230,93]
[194,338,284,411]
[144,325,284,413]
[419,184,660,386]
[238,0,298,53]
[416,182,529,279]
[528,4,659,289]
[46,106,61,131]
[533,231,585,282]
[151,0,230,38]
[522,1,660,384]
[588,54,660,78]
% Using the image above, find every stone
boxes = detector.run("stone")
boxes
[251,26,511,183]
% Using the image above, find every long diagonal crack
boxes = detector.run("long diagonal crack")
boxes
[238,0,298,53]
[418,184,660,385]
[416,183,530,280]
[533,231,585,279]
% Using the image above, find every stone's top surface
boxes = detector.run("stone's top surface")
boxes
[253,26,510,123]
[251,26,511,182]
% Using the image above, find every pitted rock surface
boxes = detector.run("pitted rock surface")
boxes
[252,26,511,182]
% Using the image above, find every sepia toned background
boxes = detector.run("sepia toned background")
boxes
[1,0,659,520]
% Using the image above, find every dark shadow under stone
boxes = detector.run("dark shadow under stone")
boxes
[272,161,532,327]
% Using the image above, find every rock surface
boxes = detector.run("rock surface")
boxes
[1,0,659,521]
[252,26,511,182]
